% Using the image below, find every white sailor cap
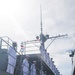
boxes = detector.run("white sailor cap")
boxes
[25,55,29,58]
[33,61,36,63]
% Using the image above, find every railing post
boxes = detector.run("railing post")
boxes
[0,38,2,49]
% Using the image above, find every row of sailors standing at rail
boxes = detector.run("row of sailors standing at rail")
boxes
[40,44,56,73]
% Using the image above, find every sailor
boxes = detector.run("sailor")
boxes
[22,55,29,75]
[44,71,47,75]
[50,58,54,71]
[42,71,45,75]
[48,58,51,67]
[6,42,17,74]
[44,49,47,62]
[40,45,44,55]
[47,53,50,65]
[30,61,36,75]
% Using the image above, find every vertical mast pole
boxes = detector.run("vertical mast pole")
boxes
[40,5,43,34]
[40,4,43,75]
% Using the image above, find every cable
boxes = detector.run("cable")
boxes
[46,38,56,50]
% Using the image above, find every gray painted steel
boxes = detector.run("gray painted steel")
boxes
[0,49,8,71]
[0,70,13,75]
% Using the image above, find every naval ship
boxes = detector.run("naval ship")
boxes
[0,33,67,75]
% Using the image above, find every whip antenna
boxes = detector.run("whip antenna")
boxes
[40,5,43,34]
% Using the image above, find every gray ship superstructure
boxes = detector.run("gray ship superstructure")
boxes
[0,36,62,75]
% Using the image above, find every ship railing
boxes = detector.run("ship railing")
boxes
[0,36,13,49]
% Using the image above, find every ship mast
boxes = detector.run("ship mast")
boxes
[40,5,43,34]
[39,5,67,50]
[40,5,45,49]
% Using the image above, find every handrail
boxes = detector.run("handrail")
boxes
[0,37,13,49]
[1,36,13,42]
[1,36,13,48]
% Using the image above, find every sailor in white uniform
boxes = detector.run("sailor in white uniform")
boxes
[22,55,29,75]
[44,49,47,62]
[30,61,36,75]
[42,71,45,75]
[44,71,47,75]
[6,42,17,74]
[47,53,50,65]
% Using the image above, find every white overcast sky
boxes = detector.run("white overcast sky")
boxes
[0,0,75,75]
